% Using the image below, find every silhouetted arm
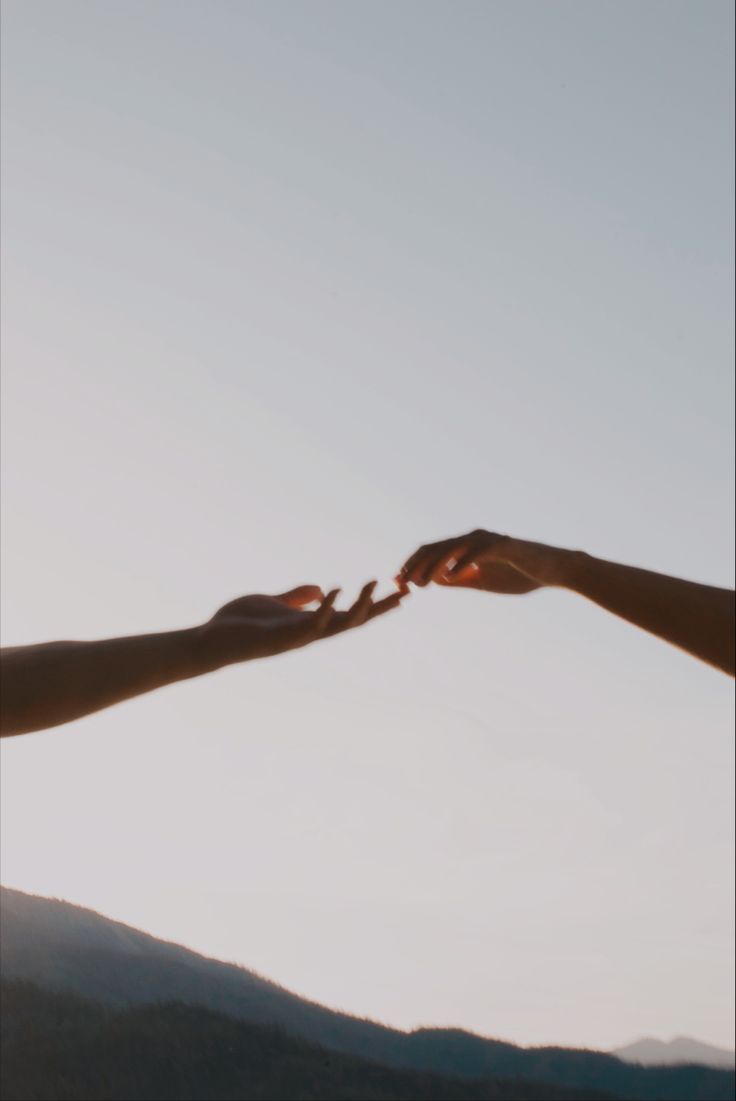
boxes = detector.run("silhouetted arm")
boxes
[0,631,201,738]
[561,551,734,675]
[0,582,406,738]
[400,532,735,676]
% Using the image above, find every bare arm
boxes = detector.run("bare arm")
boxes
[560,550,734,675]
[0,582,406,738]
[400,531,735,676]
[0,630,201,738]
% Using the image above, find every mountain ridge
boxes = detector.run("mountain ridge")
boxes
[1,886,734,1101]
[0,979,615,1101]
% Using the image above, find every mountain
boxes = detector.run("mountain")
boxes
[0,980,612,1101]
[614,1037,735,1069]
[1,887,734,1101]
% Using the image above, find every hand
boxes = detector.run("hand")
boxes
[398,530,562,594]
[198,582,407,671]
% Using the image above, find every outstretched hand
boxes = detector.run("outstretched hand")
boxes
[399,530,735,675]
[0,580,409,738]
[399,530,551,594]
[199,581,408,670]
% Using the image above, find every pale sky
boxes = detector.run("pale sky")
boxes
[1,0,734,1051]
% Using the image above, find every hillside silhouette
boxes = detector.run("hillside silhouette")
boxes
[1,888,734,1101]
[1,981,616,1101]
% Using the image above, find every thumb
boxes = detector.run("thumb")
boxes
[274,585,325,608]
[436,563,483,588]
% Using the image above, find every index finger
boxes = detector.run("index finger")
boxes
[326,583,408,637]
[400,539,455,584]
[367,588,407,619]
[403,539,470,587]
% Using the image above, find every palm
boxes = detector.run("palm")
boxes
[210,590,323,660]
[202,583,406,669]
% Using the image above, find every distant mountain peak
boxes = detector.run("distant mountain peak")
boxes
[613,1036,735,1069]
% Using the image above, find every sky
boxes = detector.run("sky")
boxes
[1,0,734,1051]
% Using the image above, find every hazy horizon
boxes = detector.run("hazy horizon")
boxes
[1,0,734,1050]
[3,882,735,1059]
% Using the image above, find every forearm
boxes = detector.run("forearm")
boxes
[554,549,735,675]
[0,628,204,738]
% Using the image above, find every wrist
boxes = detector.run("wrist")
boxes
[190,621,249,675]
[180,624,219,677]
[550,548,590,590]
[500,539,583,588]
